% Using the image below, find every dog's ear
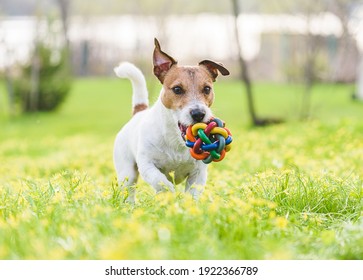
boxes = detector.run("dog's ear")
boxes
[153,38,177,83]
[199,60,230,82]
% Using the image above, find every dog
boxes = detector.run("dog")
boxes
[113,38,229,202]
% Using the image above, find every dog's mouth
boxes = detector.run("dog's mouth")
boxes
[178,122,188,140]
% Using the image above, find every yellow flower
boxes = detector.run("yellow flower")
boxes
[302,212,308,221]
[269,211,276,219]
[188,206,201,216]
[275,217,288,229]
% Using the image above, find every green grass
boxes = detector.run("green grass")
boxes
[0,78,362,259]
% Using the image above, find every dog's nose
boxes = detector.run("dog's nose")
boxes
[190,109,206,122]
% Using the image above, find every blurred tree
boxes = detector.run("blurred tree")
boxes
[14,42,71,112]
[272,0,358,117]
[243,0,360,115]
[300,2,321,120]
[11,0,72,113]
[56,0,72,76]
[56,0,70,50]
[29,0,41,112]
[325,0,359,83]
[289,0,358,119]
[232,0,283,126]
[231,0,257,126]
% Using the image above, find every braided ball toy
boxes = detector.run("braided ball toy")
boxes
[184,118,232,164]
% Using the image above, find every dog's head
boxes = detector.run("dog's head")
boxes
[153,38,230,139]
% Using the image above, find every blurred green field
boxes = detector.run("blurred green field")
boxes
[0,78,362,259]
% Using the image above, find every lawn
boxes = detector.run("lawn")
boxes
[0,78,362,259]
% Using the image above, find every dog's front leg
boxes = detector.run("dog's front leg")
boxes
[185,165,207,199]
[137,157,175,194]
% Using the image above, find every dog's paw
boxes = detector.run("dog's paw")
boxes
[155,181,175,194]
[187,184,204,200]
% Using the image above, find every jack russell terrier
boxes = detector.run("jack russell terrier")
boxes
[113,39,229,203]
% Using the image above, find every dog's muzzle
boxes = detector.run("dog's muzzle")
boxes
[190,108,206,122]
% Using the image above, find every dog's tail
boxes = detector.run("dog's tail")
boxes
[114,62,149,115]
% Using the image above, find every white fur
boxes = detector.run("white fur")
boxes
[176,100,213,128]
[114,62,148,108]
[113,63,207,203]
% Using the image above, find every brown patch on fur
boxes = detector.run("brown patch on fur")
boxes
[199,60,230,81]
[161,66,215,110]
[133,103,148,115]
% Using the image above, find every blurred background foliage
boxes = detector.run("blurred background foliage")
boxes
[0,0,362,120]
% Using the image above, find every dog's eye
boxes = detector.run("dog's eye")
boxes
[203,86,211,95]
[172,86,184,95]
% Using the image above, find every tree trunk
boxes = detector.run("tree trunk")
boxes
[56,0,70,51]
[357,53,363,100]
[300,13,317,120]
[29,36,40,112]
[328,2,359,83]
[231,0,258,126]
[56,0,72,72]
